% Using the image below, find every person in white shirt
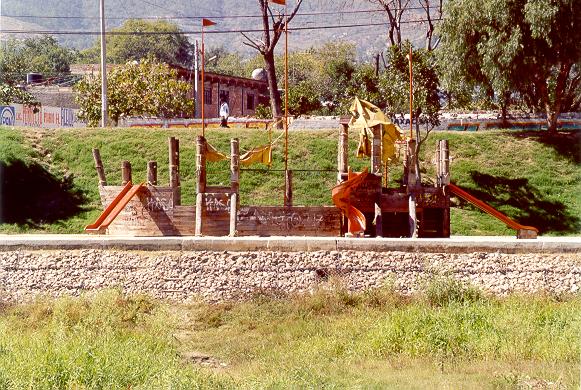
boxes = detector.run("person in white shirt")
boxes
[219,100,230,128]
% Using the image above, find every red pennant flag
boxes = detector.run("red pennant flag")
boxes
[270,0,286,4]
[202,18,216,27]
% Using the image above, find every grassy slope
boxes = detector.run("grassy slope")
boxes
[0,126,579,235]
[0,286,579,389]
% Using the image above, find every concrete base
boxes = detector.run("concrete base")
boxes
[0,235,579,254]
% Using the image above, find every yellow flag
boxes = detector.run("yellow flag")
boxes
[205,142,229,162]
[240,144,272,166]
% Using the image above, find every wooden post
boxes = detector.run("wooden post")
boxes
[284,170,293,207]
[92,148,107,186]
[371,124,382,175]
[195,192,203,236]
[169,137,180,205]
[196,136,206,194]
[338,119,349,183]
[409,193,417,238]
[374,201,383,237]
[121,161,131,185]
[436,142,441,186]
[147,161,157,185]
[440,140,450,185]
[230,138,240,195]
[229,192,237,236]
[407,139,417,188]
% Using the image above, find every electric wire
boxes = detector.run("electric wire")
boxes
[0,18,444,36]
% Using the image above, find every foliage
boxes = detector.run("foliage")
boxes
[0,84,40,109]
[0,37,76,85]
[80,19,192,67]
[74,58,194,126]
[437,0,581,132]
[288,81,321,116]
[253,103,272,119]
[0,288,579,388]
[379,43,441,129]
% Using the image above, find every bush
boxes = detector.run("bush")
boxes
[254,103,272,119]
[423,276,483,307]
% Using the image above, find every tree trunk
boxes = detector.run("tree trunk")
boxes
[263,50,283,128]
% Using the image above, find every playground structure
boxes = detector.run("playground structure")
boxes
[87,103,538,239]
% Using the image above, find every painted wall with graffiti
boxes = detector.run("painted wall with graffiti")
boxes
[0,103,85,128]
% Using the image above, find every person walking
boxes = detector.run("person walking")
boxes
[219,100,230,128]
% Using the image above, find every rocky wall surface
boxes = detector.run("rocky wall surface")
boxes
[0,250,580,303]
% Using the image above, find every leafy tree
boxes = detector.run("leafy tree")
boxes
[241,0,304,127]
[0,84,40,109]
[438,0,581,133]
[74,59,194,126]
[287,80,321,116]
[81,20,192,67]
[0,37,76,84]
[378,43,441,179]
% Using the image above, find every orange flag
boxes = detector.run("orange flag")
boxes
[270,0,286,4]
[202,18,216,27]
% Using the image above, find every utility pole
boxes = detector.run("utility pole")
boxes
[99,0,108,127]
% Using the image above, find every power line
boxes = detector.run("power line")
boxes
[0,18,443,36]
[2,6,442,21]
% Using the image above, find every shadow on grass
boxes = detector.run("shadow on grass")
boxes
[506,130,581,164]
[458,171,579,234]
[0,159,87,226]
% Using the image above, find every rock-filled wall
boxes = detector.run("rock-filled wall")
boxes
[0,250,579,302]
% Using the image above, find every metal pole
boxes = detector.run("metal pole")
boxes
[194,40,199,118]
[201,29,206,137]
[409,46,413,139]
[283,2,289,206]
[99,0,108,127]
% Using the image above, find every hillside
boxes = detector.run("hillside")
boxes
[0,126,579,235]
[0,0,426,57]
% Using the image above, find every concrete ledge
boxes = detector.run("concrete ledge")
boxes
[0,235,579,254]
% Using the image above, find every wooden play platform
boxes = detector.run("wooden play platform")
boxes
[87,106,537,239]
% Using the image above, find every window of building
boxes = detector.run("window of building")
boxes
[204,88,212,105]
[246,94,255,110]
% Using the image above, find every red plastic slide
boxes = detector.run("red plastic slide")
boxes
[332,169,369,236]
[85,181,145,233]
[447,183,538,238]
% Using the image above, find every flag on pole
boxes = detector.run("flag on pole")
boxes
[202,18,216,27]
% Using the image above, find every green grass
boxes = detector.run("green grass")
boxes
[0,282,579,389]
[1,126,579,235]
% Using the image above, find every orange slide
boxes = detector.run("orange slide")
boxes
[85,181,145,233]
[332,168,369,236]
[447,183,538,239]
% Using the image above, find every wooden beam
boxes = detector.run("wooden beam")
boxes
[92,148,107,186]
[121,161,131,185]
[147,161,157,185]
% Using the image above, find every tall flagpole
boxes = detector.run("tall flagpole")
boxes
[284,1,289,205]
[99,0,108,127]
[409,46,413,139]
[201,26,206,137]
[200,19,216,138]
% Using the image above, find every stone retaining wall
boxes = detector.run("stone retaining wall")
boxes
[1,250,580,302]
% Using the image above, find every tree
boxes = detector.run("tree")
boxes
[379,43,441,179]
[438,0,581,133]
[80,20,192,67]
[241,0,304,126]
[0,37,76,85]
[366,0,410,48]
[287,81,321,116]
[74,59,194,126]
[0,84,40,109]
